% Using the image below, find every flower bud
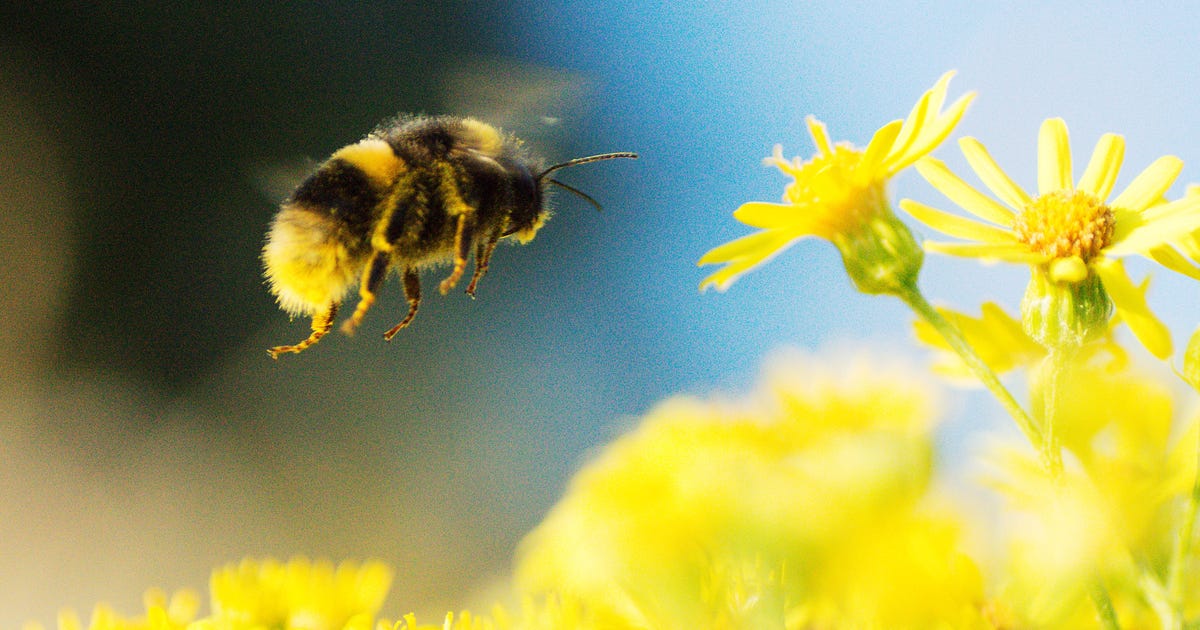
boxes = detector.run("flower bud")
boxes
[832,190,925,296]
[1020,266,1111,350]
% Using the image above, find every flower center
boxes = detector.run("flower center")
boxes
[775,145,873,233]
[1013,189,1115,260]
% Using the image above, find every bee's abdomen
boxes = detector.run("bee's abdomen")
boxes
[289,160,378,238]
[294,138,408,239]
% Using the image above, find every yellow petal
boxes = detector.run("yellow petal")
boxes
[1174,228,1200,260]
[887,73,976,174]
[913,302,1044,375]
[914,157,1014,226]
[1183,326,1200,391]
[856,119,903,185]
[1037,118,1073,194]
[698,229,803,291]
[924,71,953,124]
[1108,196,1200,256]
[888,75,938,166]
[924,240,1050,264]
[898,90,976,172]
[900,199,1017,244]
[959,137,1032,212]
[1076,133,1125,200]
[698,260,759,292]
[1146,243,1200,281]
[1110,155,1183,212]
[1141,186,1200,222]
[733,201,804,230]
[729,201,835,235]
[1093,257,1172,359]
[699,229,792,265]
[806,116,834,157]
[762,144,801,176]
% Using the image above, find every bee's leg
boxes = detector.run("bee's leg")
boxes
[341,252,390,336]
[466,232,501,298]
[383,267,421,341]
[268,302,338,359]
[438,212,475,295]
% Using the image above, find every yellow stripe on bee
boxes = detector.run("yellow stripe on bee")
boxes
[371,169,417,252]
[459,117,505,156]
[263,204,361,316]
[332,138,405,186]
[436,162,474,217]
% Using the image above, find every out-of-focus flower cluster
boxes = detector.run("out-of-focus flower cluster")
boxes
[515,353,985,628]
[981,361,1200,627]
[33,351,1196,628]
[25,558,393,630]
[24,355,990,630]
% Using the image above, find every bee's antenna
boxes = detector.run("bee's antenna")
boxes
[547,178,604,212]
[536,152,638,180]
[536,152,637,212]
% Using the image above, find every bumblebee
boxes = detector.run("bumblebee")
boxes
[262,115,637,358]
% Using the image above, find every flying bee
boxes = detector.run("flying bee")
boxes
[262,114,637,359]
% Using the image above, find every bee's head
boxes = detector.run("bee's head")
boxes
[505,151,639,243]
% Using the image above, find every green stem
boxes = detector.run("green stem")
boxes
[1039,347,1119,624]
[1090,577,1122,630]
[1035,349,1071,482]
[899,288,1045,458]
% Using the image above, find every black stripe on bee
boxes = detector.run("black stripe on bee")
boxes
[289,158,381,235]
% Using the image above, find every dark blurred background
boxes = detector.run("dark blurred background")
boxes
[3,2,1199,623]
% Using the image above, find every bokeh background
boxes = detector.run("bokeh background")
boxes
[2,2,1199,623]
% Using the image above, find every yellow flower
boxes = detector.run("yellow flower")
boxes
[207,557,392,630]
[27,560,394,630]
[27,589,200,630]
[698,72,974,294]
[901,118,1200,357]
[515,351,986,629]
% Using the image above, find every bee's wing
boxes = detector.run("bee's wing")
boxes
[250,56,594,204]
[438,56,593,154]
[247,156,320,203]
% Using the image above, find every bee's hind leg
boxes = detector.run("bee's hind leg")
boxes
[438,213,475,295]
[341,252,390,336]
[466,232,501,298]
[383,267,421,341]
[268,302,338,359]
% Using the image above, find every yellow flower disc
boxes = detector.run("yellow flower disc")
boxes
[1013,190,1115,261]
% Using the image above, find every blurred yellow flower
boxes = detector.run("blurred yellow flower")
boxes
[983,360,1200,627]
[515,352,987,629]
[205,557,392,630]
[699,72,974,294]
[389,596,604,630]
[1184,325,1200,392]
[901,118,1200,357]
[25,590,200,630]
[912,301,1133,377]
[913,302,1046,376]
